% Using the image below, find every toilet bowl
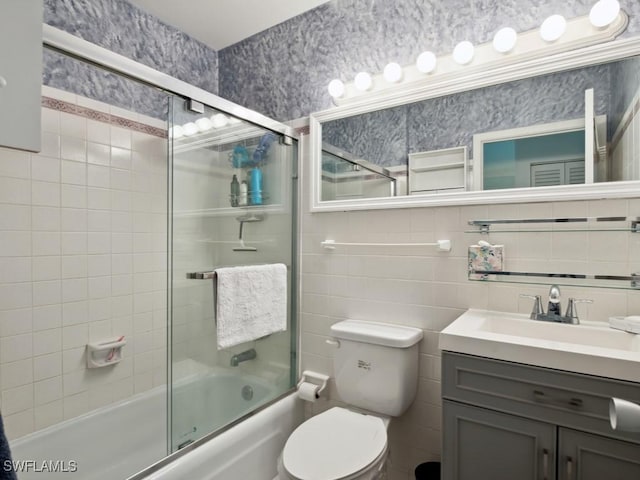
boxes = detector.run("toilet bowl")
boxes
[278,320,423,480]
[277,407,390,480]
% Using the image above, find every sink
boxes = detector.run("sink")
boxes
[440,309,640,383]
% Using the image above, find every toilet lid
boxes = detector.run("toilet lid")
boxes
[282,407,387,480]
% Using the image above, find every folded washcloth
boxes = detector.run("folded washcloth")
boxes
[215,264,287,349]
[0,413,17,480]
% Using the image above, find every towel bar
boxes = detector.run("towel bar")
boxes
[186,265,291,279]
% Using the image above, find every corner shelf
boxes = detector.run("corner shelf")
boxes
[467,215,640,290]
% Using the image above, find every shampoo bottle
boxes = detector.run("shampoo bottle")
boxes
[250,167,263,205]
[239,180,248,206]
[230,174,239,207]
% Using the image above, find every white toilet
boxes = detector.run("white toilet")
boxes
[278,320,424,480]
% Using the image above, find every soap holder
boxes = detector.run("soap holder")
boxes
[86,336,126,368]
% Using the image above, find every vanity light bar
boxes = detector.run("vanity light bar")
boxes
[329,9,628,106]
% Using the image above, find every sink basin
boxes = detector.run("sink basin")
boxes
[440,309,640,383]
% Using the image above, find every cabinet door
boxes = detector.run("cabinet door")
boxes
[558,428,640,480]
[443,400,556,480]
[0,0,43,152]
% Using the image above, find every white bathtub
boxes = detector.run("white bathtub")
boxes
[140,392,303,480]
[9,371,298,480]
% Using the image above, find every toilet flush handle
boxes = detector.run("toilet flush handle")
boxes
[325,339,340,348]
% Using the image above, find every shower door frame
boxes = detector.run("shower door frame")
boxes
[42,24,300,478]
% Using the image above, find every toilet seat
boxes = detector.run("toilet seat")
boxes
[282,407,387,480]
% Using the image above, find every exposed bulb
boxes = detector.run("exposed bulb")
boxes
[195,118,213,132]
[169,125,184,139]
[540,14,567,42]
[589,0,620,28]
[228,116,242,125]
[453,41,475,65]
[182,122,198,136]
[493,27,517,53]
[383,62,403,83]
[416,51,437,74]
[211,113,229,128]
[328,79,345,98]
[354,72,373,91]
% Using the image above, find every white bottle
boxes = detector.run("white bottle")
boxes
[239,180,248,206]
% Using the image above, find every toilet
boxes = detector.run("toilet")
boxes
[278,320,424,480]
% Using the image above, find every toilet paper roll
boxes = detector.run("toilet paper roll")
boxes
[297,382,319,402]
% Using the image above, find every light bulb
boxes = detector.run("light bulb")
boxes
[169,125,184,139]
[228,117,242,125]
[182,122,198,136]
[416,51,437,74]
[540,14,567,42]
[590,0,620,28]
[354,72,373,91]
[493,27,517,53]
[211,113,228,128]
[195,118,213,132]
[453,41,475,65]
[383,62,403,83]
[328,79,345,98]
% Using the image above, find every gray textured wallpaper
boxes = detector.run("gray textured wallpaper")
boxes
[43,0,218,118]
[219,0,640,122]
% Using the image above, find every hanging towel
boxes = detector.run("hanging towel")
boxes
[215,263,287,349]
[0,413,17,480]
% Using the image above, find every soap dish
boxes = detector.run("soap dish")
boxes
[609,316,640,334]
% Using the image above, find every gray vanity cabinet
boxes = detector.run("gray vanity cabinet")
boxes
[0,0,43,152]
[558,428,640,480]
[442,352,640,480]
[444,401,556,479]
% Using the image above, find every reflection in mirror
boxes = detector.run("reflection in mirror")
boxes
[321,143,396,201]
[319,54,640,202]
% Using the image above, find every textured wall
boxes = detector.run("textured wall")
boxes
[43,0,218,118]
[219,0,640,121]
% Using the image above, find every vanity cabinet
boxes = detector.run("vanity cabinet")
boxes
[442,352,640,480]
[0,0,43,152]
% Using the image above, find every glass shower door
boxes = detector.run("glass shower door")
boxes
[168,96,297,451]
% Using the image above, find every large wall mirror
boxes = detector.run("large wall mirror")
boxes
[309,39,640,211]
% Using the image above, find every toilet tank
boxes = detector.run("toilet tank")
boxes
[329,320,423,417]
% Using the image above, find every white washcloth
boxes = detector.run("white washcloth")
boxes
[215,263,287,349]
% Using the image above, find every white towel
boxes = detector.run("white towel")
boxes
[215,263,287,349]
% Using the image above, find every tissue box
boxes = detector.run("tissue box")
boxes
[468,245,504,272]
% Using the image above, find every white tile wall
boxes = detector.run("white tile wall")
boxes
[299,146,640,479]
[0,87,168,440]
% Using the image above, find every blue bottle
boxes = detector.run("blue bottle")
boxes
[252,132,276,165]
[250,167,263,205]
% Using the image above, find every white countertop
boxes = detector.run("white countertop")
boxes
[439,309,640,383]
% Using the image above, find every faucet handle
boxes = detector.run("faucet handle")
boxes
[565,298,593,324]
[520,294,543,319]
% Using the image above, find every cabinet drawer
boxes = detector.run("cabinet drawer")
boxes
[442,352,640,443]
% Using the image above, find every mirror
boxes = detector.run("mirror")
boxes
[311,44,640,211]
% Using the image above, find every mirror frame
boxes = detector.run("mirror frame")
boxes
[309,36,640,212]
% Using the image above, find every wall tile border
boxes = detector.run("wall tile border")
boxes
[42,96,167,139]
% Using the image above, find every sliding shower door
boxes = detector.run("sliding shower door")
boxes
[168,96,297,451]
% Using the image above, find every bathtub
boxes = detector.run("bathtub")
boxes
[137,392,303,480]
[9,371,297,480]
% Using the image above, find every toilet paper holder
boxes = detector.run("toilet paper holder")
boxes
[297,370,330,398]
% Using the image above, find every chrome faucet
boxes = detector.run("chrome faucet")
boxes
[520,285,592,324]
[230,348,257,367]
